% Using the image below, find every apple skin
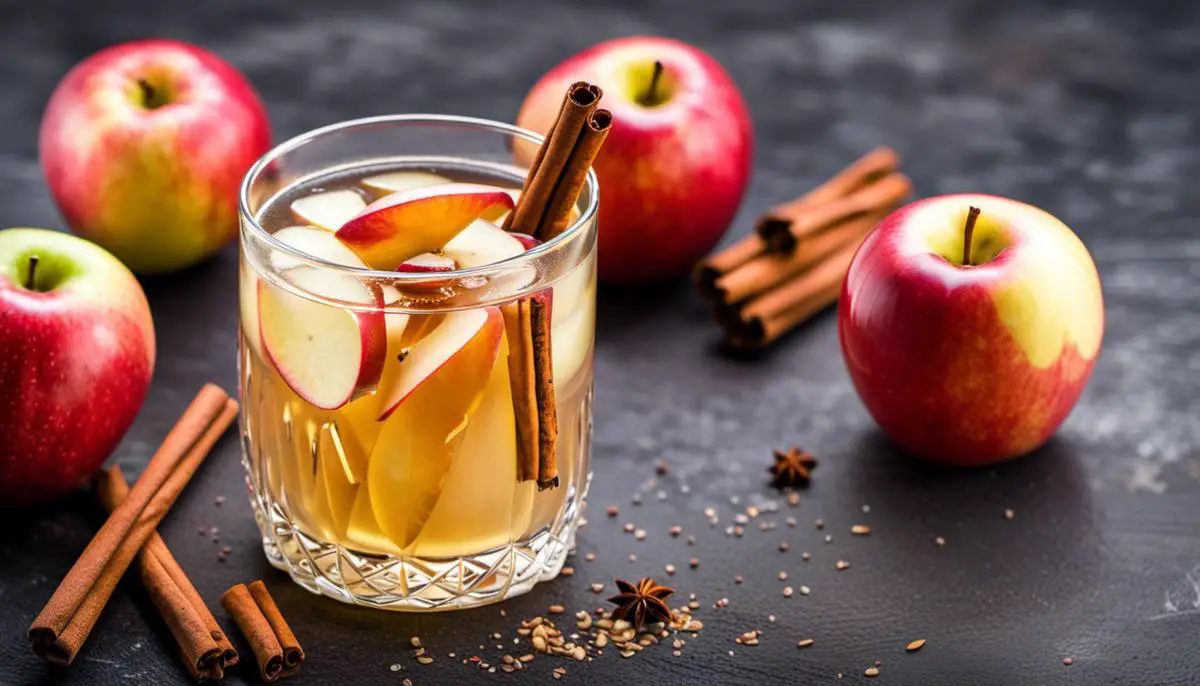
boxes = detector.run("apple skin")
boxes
[837,194,1104,466]
[516,36,752,284]
[40,39,271,275]
[0,228,155,506]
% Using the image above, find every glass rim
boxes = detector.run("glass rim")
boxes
[238,113,599,281]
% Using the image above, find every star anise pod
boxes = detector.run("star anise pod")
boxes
[768,446,818,488]
[607,577,674,630]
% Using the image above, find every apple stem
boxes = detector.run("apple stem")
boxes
[137,78,165,109]
[962,206,982,267]
[24,255,38,291]
[640,60,665,107]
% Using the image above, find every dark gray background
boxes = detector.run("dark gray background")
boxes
[2,0,1198,684]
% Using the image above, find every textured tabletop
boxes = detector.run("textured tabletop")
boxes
[2,0,1198,684]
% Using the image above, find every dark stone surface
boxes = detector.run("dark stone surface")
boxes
[2,0,1199,684]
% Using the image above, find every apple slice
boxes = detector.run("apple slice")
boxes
[482,188,522,223]
[259,267,386,410]
[290,189,366,231]
[441,219,527,269]
[376,307,503,420]
[335,183,515,270]
[361,170,448,196]
[397,252,456,273]
[270,225,369,270]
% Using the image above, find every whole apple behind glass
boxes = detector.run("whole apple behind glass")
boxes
[837,194,1103,466]
[40,39,271,275]
[516,36,753,285]
[0,228,155,506]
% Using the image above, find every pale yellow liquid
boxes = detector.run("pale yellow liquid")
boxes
[240,254,594,559]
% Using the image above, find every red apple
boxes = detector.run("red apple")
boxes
[40,39,270,275]
[516,36,753,284]
[0,228,155,505]
[838,194,1104,465]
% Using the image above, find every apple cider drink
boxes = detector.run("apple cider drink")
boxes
[238,115,599,610]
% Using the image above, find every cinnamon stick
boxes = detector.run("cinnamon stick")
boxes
[502,300,539,484]
[692,232,767,297]
[503,82,610,489]
[97,466,238,680]
[29,384,238,666]
[720,239,860,348]
[529,297,558,490]
[221,581,304,682]
[505,82,606,240]
[759,172,910,254]
[757,147,900,252]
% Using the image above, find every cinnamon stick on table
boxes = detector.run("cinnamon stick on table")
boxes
[28,384,238,666]
[719,238,861,348]
[221,581,304,682]
[756,146,899,253]
[504,81,610,488]
[97,467,238,680]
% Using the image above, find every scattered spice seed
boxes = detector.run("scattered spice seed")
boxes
[629,554,636,562]
[669,526,682,537]
[655,460,669,475]
[746,505,760,518]
[411,636,422,648]
[632,493,642,505]
[779,542,790,552]
[1004,508,1014,520]
[687,535,696,546]
[585,553,596,562]
[198,527,206,536]
[935,536,946,547]
[635,529,647,541]
[1063,657,1073,666]
[825,534,833,543]
[851,524,871,535]
[797,638,814,648]
[782,586,794,598]
[799,585,810,596]
[862,504,870,513]
[606,506,619,517]
[802,552,811,561]
[787,492,801,507]
[417,656,433,665]
[778,571,788,581]
[689,558,699,568]
[815,518,825,529]
[836,560,850,571]
[561,566,575,576]
[214,496,225,506]
[906,639,926,652]
[664,564,676,575]
[548,604,565,615]
[865,667,879,677]
[591,583,605,593]
[786,516,797,527]
[734,576,743,584]
[623,523,635,533]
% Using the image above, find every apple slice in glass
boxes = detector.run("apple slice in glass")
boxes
[367,308,504,548]
[269,225,366,271]
[259,226,386,410]
[290,189,366,231]
[441,219,527,269]
[360,170,448,196]
[336,183,515,270]
[376,307,503,420]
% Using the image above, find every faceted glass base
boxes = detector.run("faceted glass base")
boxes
[246,469,583,611]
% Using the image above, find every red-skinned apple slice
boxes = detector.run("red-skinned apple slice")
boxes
[336,183,515,270]
[290,189,366,231]
[260,226,386,410]
[376,307,504,420]
[397,252,456,273]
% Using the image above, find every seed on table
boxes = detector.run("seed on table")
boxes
[802,551,811,561]
[214,496,225,506]
[935,536,946,547]
[865,667,879,677]
[836,560,850,571]
[824,534,833,544]
[585,552,596,561]
[410,636,422,648]
[787,492,801,507]
[782,586,793,598]
[687,535,696,545]
[797,638,814,648]
[851,524,871,535]
[591,583,604,593]
[1004,508,1014,520]
[689,557,699,568]
[778,571,788,581]
[779,542,790,552]
[814,518,824,529]
[632,493,642,505]
[734,576,743,584]
[665,564,676,575]
[655,460,669,475]
[799,585,810,596]
[606,506,619,517]
[548,604,565,614]
[623,523,635,533]
[862,504,870,513]
[669,525,682,537]
[635,529,646,540]
[1063,657,1073,666]
[906,639,926,652]
[629,554,636,562]
[417,656,433,665]
[561,566,575,576]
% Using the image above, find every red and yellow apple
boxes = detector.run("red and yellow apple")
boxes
[516,36,753,284]
[838,194,1104,465]
[40,39,270,274]
[0,228,155,505]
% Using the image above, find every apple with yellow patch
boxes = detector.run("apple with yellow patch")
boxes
[838,194,1104,465]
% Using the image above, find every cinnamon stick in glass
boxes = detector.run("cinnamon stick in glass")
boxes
[28,384,239,666]
[221,581,304,682]
[97,466,238,680]
[504,81,610,489]
[755,146,899,252]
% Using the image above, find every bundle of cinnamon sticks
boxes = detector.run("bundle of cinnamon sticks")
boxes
[694,147,912,347]
[504,81,610,489]
[27,384,304,682]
